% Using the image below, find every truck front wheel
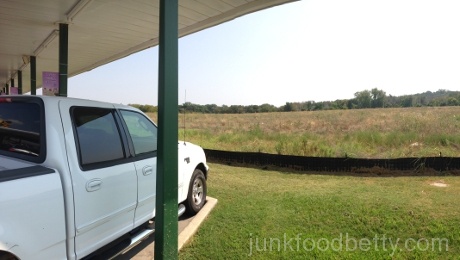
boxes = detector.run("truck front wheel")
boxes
[185,169,207,215]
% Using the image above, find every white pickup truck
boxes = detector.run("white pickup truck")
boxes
[0,96,208,260]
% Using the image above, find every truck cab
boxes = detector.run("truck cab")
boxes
[0,96,208,259]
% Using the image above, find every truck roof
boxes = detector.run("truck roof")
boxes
[4,95,137,111]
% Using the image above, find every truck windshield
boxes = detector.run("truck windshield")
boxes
[0,97,44,162]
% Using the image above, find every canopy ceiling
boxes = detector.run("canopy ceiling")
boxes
[0,0,297,94]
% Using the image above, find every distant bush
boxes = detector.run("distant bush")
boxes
[129,104,158,113]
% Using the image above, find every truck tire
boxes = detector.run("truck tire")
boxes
[185,169,207,215]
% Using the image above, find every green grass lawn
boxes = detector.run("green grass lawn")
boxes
[179,163,460,259]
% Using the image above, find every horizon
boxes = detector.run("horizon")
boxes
[128,88,456,107]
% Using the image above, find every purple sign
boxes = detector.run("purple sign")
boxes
[42,72,59,96]
[10,87,18,95]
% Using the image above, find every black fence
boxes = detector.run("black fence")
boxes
[204,149,460,172]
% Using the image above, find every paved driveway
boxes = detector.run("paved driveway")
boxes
[113,197,217,259]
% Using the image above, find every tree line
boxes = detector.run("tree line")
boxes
[129,89,460,114]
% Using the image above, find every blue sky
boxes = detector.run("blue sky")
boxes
[68,0,460,106]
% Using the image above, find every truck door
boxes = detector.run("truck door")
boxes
[59,102,137,259]
[119,110,157,226]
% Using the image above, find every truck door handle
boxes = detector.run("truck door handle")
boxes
[86,179,102,192]
[142,166,153,176]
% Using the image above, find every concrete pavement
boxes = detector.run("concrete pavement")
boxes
[113,197,218,259]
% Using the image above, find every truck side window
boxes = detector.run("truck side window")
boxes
[120,110,157,156]
[0,98,44,163]
[72,107,125,166]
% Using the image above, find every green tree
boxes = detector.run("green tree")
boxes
[401,96,413,107]
[283,102,301,112]
[354,90,372,108]
[370,88,386,108]
[259,103,277,112]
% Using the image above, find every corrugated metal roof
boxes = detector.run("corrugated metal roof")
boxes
[0,0,297,94]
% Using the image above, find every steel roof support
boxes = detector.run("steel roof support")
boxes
[9,78,14,95]
[18,70,22,95]
[30,56,36,95]
[154,0,179,259]
[59,23,69,97]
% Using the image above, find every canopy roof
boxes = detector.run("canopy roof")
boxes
[0,0,297,93]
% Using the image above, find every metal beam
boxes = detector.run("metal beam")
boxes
[18,70,22,95]
[59,23,69,97]
[30,56,36,95]
[33,30,58,57]
[67,0,93,22]
[154,0,178,259]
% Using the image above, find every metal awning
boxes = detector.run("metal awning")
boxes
[1,1,298,258]
[0,0,297,93]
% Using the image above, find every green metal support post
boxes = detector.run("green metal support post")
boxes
[154,0,179,259]
[30,56,36,95]
[9,78,14,95]
[59,23,68,97]
[9,79,14,95]
[18,70,22,94]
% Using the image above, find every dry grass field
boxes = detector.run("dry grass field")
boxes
[147,106,460,158]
